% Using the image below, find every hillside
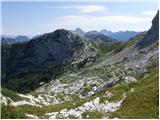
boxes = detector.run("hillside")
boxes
[2,29,99,92]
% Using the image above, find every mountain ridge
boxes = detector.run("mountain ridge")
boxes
[74,28,140,41]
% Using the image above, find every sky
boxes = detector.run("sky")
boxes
[1,0,159,35]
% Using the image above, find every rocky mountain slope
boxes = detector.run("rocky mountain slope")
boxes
[137,10,159,48]
[1,11,159,119]
[2,29,99,92]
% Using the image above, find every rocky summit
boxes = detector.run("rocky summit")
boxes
[1,11,159,119]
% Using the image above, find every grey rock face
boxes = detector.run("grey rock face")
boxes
[137,11,159,48]
[25,29,96,67]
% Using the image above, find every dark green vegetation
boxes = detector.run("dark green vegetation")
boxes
[1,104,26,119]
[1,88,23,101]
[2,64,66,93]
[98,42,126,55]
[1,42,27,79]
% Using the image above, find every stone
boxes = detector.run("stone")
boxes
[25,113,39,119]
[93,97,100,105]
[107,93,113,98]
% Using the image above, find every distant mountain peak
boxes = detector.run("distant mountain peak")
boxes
[99,29,139,41]
[99,29,112,36]
[15,35,29,42]
[1,35,30,45]
[75,27,85,36]
[75,27,83,31]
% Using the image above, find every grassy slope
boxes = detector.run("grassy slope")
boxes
[1,68,158,119]
[110,67,159,119]
[1,88,23,102]
[1,105,26,119]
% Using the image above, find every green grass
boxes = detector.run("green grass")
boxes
[1,104,26,119]
[98,42,125,55]
[68,115,78,119]
[96,82,131,103]
[82,111,104,119]
[109,67,159,119]
[79,64,110,77]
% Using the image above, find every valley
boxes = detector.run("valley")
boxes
[1,10,159,119]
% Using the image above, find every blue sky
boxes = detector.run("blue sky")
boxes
[1,0,158,35]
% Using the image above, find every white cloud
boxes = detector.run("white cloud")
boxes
[61,5,107,13]
[142,10,157,16]
[76,5,107,13]
[38,15,152,32]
